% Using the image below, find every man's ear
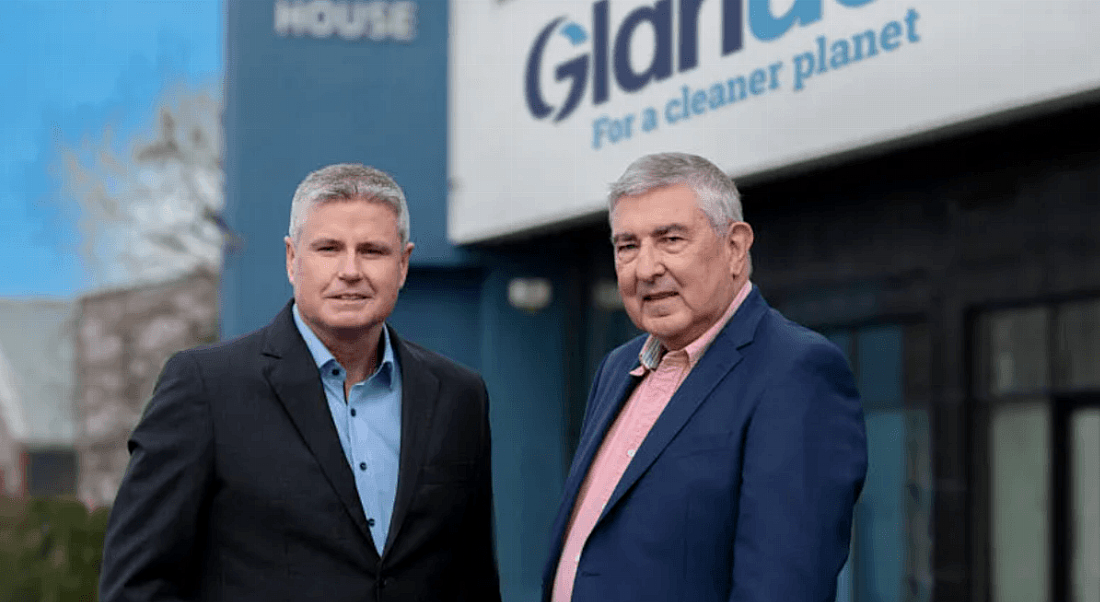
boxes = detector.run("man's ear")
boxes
[726,221,754,277]
[285,236,296,285]
[398,242,415,288]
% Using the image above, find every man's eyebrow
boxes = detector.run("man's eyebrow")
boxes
[653,224,689,237]
[611,223,691,244]
[356,240,392,252]
[309,237,341,247]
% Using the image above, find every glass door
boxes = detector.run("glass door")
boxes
[975,297,1100,602]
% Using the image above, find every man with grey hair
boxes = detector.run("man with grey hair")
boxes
[101,163,501,602]
[544,152,867,602]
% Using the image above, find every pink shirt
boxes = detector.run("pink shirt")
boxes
[551,281,753,602]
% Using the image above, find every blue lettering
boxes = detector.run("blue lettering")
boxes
[727,76,746,102]
[592,113,636,149]
[851,29,878,61]
[748,68,767,95]
[524,18,564,119]
[555,56,590,123]
[905,8,921,42]
[749,0,823,42]
[792,50,814,91]
[880,20,902,51]
[691,89,707,115]
[709,84,727,109]
[525,0,878,122]
[722,0,744,56]
[593,116,611,148]
[678,0,706,71]
[613,1,673,92]
[830,39,850,69]
[768,61,782,89]
[593,1,610,104]
[665,97,681,124]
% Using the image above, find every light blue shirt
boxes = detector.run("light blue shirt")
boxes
[292,304,402,555]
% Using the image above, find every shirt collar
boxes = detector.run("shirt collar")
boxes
[292,303,396,387]
[632,280,754,375]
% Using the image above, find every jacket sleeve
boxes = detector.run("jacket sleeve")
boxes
[729,341,868,602]
[99,352,215,602]
[469,378,503,602]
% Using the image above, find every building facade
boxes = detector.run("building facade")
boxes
[0,346,24,496]
[75,269,219,508]
[223,2,1100,601]
[0,299,80,499]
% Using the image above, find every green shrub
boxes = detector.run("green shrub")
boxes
[0,496,109,602]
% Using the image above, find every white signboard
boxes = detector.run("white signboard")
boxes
[449,0,1100,243]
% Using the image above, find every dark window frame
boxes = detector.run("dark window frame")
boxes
[969,294,1100,602]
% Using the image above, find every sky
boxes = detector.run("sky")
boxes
[0,0,222,298]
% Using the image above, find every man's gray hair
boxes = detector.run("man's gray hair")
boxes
[608,152,743,232]
[288,163,410,245]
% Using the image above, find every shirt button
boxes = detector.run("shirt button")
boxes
[350,408,357,417]
[367,518,376,527]
[626,449,636,458]
[359,462,367,471]
[331,368,339,376]
[574,554,581,562]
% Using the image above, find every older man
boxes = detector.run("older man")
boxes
[101,164,501,602]
[545,152,867,602]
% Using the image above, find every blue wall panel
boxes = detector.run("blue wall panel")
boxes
[479,262,571,602]
[388,268,483,373]
[222,0,467,339]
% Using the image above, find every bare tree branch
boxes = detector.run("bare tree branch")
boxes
[58,83,232,288]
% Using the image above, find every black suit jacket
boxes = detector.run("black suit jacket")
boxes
[100,301,501,602]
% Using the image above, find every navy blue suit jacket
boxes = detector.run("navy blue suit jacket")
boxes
[544,287,867,602]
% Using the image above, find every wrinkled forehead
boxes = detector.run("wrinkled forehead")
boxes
[610,185,706,235]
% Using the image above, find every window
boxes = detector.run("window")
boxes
[975,297,1100,602]
[25,448,78,497]
[826,323,933,602]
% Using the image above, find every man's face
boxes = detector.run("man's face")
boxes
[611,184,752,351]
[285,197,413,345]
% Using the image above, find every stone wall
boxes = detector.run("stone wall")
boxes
[0,412,20,496]
[75,269,218,508]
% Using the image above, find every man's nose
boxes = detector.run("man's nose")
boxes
[337,251,363,279]
[635,242,665,281]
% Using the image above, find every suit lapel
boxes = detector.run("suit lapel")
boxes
[556,364,640,526]
[260,302,379,557]
[545,343,643,577]
[599,289,769,521]
[383,328,439,555]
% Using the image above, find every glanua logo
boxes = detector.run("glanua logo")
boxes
[525,0,874,122]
